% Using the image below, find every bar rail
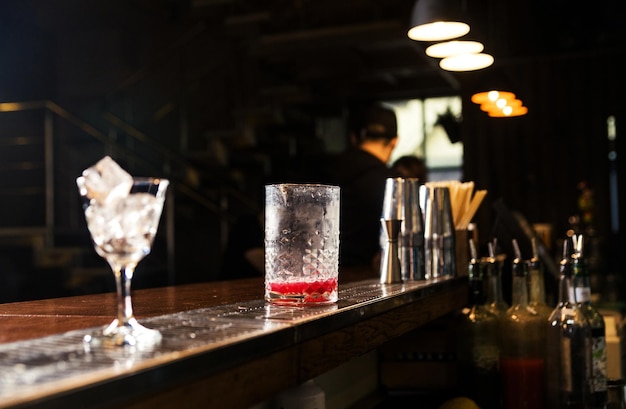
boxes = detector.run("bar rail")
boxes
[0,276,467,409]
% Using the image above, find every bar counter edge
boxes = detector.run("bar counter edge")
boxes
[0,276,468,409]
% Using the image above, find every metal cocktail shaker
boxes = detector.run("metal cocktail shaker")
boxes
[399,178,426,280]
[422,185,456,279]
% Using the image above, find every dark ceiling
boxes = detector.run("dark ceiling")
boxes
[154,0,626,103]
[153,0,461,102]
[2,0,626,119]
[1,0,626,282]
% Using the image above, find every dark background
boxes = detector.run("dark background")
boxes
[0,0,625,302]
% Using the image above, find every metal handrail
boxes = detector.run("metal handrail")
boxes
[0,101,56,245]
[47,101,224,215]
[1,101,253,219]
[101,111,257,213]
[0,100,230,280]
[95,18,257,220]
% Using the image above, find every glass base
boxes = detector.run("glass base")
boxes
[266,290,338,306]
[84,318,162,348]
[265,278,338,305]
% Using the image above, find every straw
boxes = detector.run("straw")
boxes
[424,180,486,230]
[458,189,487,229]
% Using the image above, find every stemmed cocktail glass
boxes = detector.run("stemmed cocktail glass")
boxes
[77,174,169,348]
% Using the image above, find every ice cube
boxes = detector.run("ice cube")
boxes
[76,156,133,204]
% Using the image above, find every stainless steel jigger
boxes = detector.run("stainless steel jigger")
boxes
[380,218,403,284]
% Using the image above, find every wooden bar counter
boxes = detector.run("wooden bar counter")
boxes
[0,275,467,409]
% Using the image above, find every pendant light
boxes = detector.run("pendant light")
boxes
[439,52,494,71]
[471,90,528,118]
[488,105,528,117]
[407,0,470,42]
[480,97,522,112]
[408,0,493,71]
[425,40,484,58]
[471,90,516,105]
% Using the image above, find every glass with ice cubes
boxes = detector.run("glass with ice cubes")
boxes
[264,183,340,305]
[77,156,169,348]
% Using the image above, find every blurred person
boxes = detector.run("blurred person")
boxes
[323,103,401,274]
[391,155,428,182]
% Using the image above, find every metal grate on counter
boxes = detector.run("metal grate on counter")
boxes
[0,279,444,407]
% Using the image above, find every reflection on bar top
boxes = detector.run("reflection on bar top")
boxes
[0,277,458,408]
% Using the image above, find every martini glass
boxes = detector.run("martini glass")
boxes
[78,177,169,348]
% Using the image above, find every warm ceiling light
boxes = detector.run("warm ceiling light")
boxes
[439,53,494,71]
[471,86,527,117]
[408,22,470,42]
[481,98,523,112]
[408,0,471,42]
[425,41,484,58]
[471,90,516,105]
[488,105,528,117]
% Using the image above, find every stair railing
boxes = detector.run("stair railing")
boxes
[0,100,223,282]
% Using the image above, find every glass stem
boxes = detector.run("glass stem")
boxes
[114,263,137,326]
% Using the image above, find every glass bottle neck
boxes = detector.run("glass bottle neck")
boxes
[511,266,528,307]
[558,271,577,304]
[572,258,592,303]
[486,262,505,303]
[468,263,485,306]
[528,266,546,304]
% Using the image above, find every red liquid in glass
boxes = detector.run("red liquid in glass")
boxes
[269,277,338,304]
[501,357,545,409]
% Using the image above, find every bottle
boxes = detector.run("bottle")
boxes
[527,237,553,320]
[484,240,509,317]
[456,239,501,409]
[499,239,546,409]
[572,234,608,408]
[545,236,592,409]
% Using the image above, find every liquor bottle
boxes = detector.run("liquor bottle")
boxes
[572,234,608,408]
[545,237,592,409]
[527,237,553,320]
[484,240,509,317]
[456,239,501,409]
[499,239,546,409]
